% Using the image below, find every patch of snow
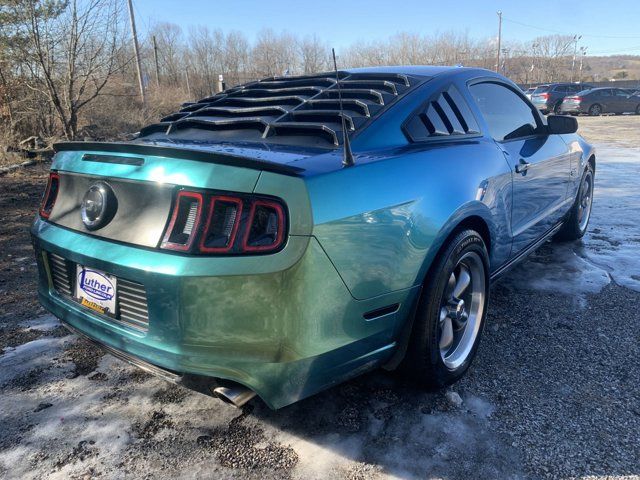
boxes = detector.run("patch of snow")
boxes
[19,314,61,331]
[503,142,640,297]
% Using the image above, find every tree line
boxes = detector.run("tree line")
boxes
[0,0,604,147]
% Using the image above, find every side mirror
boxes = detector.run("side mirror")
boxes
[547,115,578,135]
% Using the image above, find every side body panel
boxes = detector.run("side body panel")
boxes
[309,139,513,300]
[496,135,572,254]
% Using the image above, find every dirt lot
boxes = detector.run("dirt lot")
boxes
[1,116,639,479]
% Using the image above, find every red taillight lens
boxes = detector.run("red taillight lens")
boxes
[161,190,287,255]
[242,200,286,252]
[39,172,60,219]
[540,93,550,99]
[161,191,203,251]
[199,196,243,253]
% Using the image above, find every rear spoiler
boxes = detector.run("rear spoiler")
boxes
[53,141,305,177]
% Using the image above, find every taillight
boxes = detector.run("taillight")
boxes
[161,191,204,251]
[39,172,60,219]
[161,190,287,255]
[242,200,285,252]
[539,93,550,99]
[199,196,243,253]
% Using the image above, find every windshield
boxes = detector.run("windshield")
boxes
[533,85,550,94]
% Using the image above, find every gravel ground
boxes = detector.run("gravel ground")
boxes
[0,117,638,479]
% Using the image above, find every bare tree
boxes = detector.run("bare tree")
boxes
[299,34,329,74]
[251,29,299,77]
[3,0,128,140]
[151,22,184,87]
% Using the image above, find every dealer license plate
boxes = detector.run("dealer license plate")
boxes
[74,265,117,316]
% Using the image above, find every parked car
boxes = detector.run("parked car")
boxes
[32,66,595,409]
[524,86,536,100]
[531,82,593,114]
[560,87,640,115]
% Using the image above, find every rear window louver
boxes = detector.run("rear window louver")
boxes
[403,85,480,142]
[138,72,424,148]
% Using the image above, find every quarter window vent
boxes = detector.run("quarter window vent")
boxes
[403,85,480,142]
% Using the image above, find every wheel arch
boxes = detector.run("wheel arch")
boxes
[419,211,493,289]
[386,212,493,371]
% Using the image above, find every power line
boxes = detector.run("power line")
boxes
[588,45,640,55]
[503,17,640,40]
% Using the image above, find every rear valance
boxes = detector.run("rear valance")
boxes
[53,141,305,177]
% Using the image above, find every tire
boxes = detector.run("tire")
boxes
[404,230,490,389]
[555,163,595,241]
[588,104,602,116]
[553,101,562,114]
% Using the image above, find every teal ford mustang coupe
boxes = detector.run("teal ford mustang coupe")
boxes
[32,66,595,409]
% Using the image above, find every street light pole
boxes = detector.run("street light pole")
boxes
[579,46,588,83]
[570,34,582,83]
[532,42,539,83]
[496,11,503,73]
[501,48,509,75]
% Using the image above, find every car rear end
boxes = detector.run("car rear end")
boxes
[31,143,372,408]
[32,71,428,408]
[560,91,589,114]
[530,84,553,113]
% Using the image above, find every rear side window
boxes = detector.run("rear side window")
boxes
[403,85,480,142]
[600,89,613,97]
[469,82,539,142]
[553,85,569,92]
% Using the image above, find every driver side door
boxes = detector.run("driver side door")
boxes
[468,81,572,256]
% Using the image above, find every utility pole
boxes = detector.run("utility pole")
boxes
[570,34,582,83]
[127,0,145,105]
[152,35,160,88]
[184,69,192,99]
[496,11,502,73]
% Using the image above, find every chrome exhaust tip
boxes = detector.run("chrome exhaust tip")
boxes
[213,385,256,408]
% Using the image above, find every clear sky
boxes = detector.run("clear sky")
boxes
[133,0,640,56]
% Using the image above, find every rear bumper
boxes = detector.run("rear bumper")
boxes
[32,218,416,408]
[559,104,585,114]
[532,100,552,112]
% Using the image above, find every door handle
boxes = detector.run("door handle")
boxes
[515,159,531,174]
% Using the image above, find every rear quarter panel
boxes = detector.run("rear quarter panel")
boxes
[308,139,513,300]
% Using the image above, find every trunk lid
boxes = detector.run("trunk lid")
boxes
[47,141,313,250]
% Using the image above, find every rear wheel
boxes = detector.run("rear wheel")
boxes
[404,230,489,388]
[555,164,594,241]
[588,104,602,116]
[553,101,563,114]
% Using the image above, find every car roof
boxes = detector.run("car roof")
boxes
[343,65,480,77]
